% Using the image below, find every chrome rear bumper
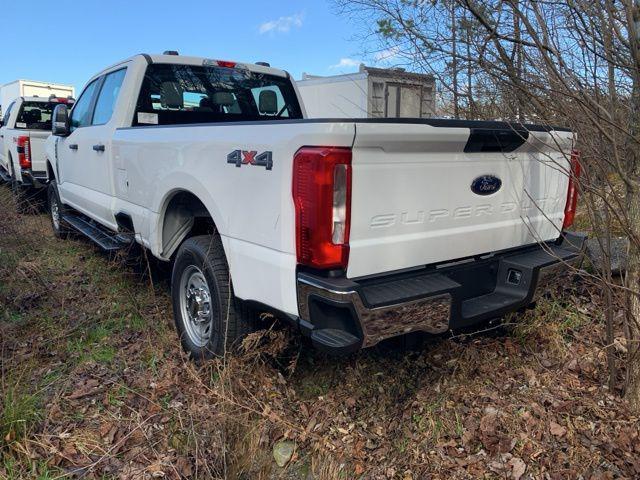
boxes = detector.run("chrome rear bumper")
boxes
[296,233,586,354]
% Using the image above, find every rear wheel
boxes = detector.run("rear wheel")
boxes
[171,235,258,359]
[48,180,70,238]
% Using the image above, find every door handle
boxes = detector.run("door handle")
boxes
[69,144,78,150]
[93,144,105,152]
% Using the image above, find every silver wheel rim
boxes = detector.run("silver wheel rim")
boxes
[179,266,214,347]
[51,197,60,230]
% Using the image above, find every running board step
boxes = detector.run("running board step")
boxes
[62,213,133,252]
[360,272,461,308]
[310,328,360,355]
[461,291,524,319]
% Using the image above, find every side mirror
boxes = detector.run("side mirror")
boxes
[52,104,71,136]
[259,90,278,114]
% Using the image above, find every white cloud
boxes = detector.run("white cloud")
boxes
[259,13,304,35]
[329,58,362,70]
[374,46,401,63]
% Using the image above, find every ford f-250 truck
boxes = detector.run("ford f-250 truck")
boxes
[0,96,74,210]
[45,52,585,358]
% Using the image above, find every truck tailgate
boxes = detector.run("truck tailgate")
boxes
[347,121,573,279]
[27,130,49,173]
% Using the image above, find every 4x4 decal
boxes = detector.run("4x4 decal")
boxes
[227,150,273,170]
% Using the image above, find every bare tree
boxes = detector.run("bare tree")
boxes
[450,0,460,118]
[335,0,640,410]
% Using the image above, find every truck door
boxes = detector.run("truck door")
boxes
[57,69,127,228]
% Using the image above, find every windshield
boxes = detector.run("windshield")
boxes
[15,101,69,130]
[134,63,303,126]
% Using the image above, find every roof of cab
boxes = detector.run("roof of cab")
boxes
[80,53,291,94]
[143,53,289,78]
[92,53,289,79]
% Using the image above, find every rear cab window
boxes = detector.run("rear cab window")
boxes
[15,101,73,130]
[133,63,302,126]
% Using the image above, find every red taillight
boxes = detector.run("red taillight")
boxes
[17,136,31,169]
[293,147,352,270]
[562,149,581,229]
[216,60,237,68]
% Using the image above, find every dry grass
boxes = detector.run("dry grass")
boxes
[0,184,639,479]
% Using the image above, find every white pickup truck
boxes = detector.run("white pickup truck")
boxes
[45,52,585,358]
[0,96,74,209]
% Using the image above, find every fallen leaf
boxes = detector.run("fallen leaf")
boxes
[508,457,526,480]
[550,421,567,437]
[175,457,193,477]
[67,379,103,399]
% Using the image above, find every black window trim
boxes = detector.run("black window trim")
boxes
[91,67,128,127]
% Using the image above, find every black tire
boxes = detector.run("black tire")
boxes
[171,235,258,359]
[48,180,70,238]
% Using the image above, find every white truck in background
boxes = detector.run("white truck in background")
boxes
[1,80,74,117]
[0,80,75,210]
[44,52,585,359]
[0,96,74,211]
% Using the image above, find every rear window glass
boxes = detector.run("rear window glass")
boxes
[134,63,302,126]
[16,101,72,130]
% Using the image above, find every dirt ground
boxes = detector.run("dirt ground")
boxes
[1,186,639,479]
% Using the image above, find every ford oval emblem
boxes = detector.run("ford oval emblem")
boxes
[471,175,502,196]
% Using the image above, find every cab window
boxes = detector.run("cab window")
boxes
[15,101,70,130]
[70,78,101,131]
[134,63,302,126]
[92,68,127,125]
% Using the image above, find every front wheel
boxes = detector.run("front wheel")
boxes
[171,235,258,359]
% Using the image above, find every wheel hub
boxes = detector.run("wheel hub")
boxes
[179,267,213,347]
[186,285,211,324]
[51,198,60,230]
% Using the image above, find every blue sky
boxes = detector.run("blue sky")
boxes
[0,0,389,92]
